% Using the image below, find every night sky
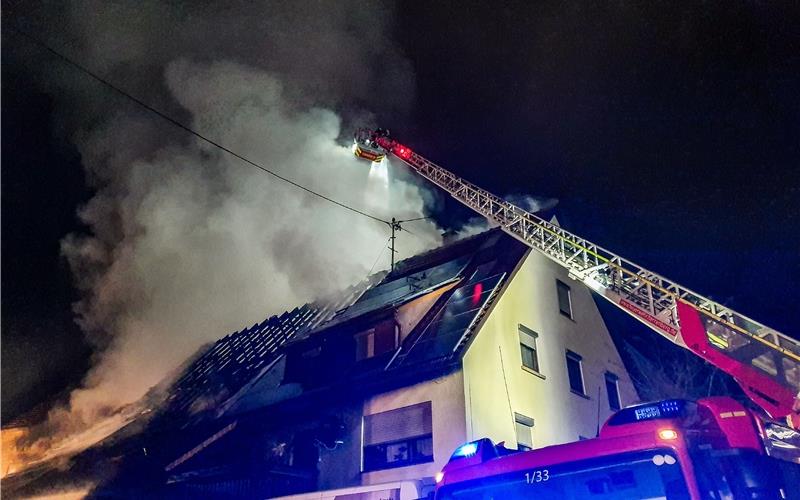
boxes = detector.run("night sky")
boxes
[3,1,799,420]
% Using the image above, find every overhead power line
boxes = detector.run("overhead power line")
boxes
[10,27,390,225]
[396,215,432,223]
[367,237,392,277]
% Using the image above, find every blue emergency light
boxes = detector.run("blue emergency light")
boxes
[452,442,478,458]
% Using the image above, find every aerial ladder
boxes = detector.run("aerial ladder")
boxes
[354,128,800,428]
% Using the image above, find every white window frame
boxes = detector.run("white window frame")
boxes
[514,412,535,451]
[518,324,541,374]
[565,350,586,396]
[556,279,573,319]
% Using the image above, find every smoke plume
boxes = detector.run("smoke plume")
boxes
[504,193,559,214]
[14,0,442,465]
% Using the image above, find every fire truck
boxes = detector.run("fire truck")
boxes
[435,397,799,498]
[353,129,800,498]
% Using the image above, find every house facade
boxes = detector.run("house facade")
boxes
[6,228,637,499]
[301,237,637,495]
[160,228,636,498]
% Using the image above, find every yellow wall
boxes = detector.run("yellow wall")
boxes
[462,249,638,449]
[328,245,639,490]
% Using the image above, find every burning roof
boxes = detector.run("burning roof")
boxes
[5,229,529,497]
[157,276,383,423]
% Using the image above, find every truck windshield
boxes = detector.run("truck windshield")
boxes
[437,449,690,499]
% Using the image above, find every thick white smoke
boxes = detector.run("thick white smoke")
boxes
[13,2,557,467]
[34,63,441,458]
[16,1,441,465]
[60,59,441,418]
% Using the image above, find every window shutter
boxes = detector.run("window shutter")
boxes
[514,413,534,450]
[364,402,432,445]
[518,324,537,348]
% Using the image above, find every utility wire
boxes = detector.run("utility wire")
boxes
[367,237,392,277]
[10,27,390,226]
[396,215,432,223]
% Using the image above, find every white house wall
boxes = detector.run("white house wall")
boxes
[317,244,639,492]
[360,372,466,486]
[462,248,638,449]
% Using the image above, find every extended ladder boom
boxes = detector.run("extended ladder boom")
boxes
[368,133,800,423]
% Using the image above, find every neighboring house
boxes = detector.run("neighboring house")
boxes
[4,227,637,499]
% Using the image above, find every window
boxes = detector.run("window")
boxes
[363,402,433,471]
[355,331,374,360]
[514,413,534,451]
[566,350,585,395]
[356,320,399,361]
[557,280,573,318]
[518,324,540,373]
[606,372,621,410]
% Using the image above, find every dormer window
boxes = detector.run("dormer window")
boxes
[356,320,399,361]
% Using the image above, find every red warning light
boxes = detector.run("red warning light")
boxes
[471,282,483,305]
[395,144,412,159]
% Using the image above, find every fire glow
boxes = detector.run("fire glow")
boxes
[2,406,142,477]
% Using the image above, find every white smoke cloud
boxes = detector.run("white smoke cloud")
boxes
[448,194,558,242]
[13,2,556,469]
[54,59,441,442]
[15,1,441,465]
[504,193,559,213]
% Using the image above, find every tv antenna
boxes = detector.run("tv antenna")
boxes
[386,216,431,272]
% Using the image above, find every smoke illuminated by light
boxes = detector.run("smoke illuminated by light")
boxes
[364,157,391,210]
[17,58,440,477]
[369,157,390,185]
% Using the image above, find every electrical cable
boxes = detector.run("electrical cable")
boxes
[401,227,421,239]
[367,237,392,277]
[396,215,432,223]
[10,27,390,226]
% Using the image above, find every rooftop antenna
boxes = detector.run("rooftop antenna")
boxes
[386,216,432,272]
[389,218,402,272]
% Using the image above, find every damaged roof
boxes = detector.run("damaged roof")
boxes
[157,275,384,422]
[3,229,531,496]
[223,228,528,415]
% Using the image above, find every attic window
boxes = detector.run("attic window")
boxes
[356,320,399,361]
